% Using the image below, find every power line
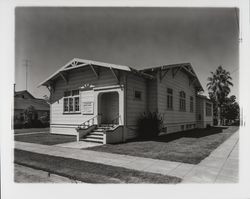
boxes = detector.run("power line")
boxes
[234,7,239,31]
[23,59,31,91]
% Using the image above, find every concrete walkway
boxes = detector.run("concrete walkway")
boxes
[182,131,239,183]
[15,130,239,183]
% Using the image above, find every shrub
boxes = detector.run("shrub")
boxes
[137,112,163,139]
[41,122,50,128]
[14,123,23,129]
[32,119,44,128]
[213,118,218,126]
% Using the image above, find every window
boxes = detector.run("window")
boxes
[190,96,194,112]
[181,125,185,131]
[179,91,186,111]
[134,90,142,100]
[63,90,80,113]
[167,88,173,110]
[206,103,212,116]
[74,97,80,112]
[63,98,69,112]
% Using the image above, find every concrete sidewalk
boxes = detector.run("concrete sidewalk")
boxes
[15,130,239,183]
[182,131,239,183]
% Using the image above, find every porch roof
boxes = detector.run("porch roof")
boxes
[38,58,154,87]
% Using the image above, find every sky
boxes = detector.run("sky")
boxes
[15,7,239,100]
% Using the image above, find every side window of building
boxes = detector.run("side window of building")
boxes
[134,90,142,101]
[63,90,80,113]
[206,102,212,116]
[179,91,186,111]
[167,88,173,110]
[190,96,194,112]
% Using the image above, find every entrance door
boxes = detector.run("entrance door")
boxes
[99,92,119,124]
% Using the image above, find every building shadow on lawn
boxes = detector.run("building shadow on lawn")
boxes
[128,127,229,144]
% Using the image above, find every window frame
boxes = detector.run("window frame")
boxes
[167,88,173,110]
[190,96,194,113]
[206,102,212,116]
[179,91,186,112]
[63,90,80,114]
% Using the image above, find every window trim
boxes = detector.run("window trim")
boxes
[190,96,194,113]
[206,102,212,116]
[179,91,186,112]
[167,88,173,110]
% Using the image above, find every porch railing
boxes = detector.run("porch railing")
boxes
[77,115,98,130]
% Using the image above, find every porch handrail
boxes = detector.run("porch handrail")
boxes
[77,115,99,130]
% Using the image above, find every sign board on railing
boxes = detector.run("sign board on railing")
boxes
[82,101,94,114]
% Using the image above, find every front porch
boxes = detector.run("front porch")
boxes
[76,85,125,144]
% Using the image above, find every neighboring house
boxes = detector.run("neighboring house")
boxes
[39,58,213,143]
[14,90,50,125]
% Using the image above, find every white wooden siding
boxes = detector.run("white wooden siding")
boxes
[157,69,197,133]
[147,79,158,112]
[126,73,148,139]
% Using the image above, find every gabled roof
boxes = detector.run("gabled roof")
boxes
[38,58,203,92]
[14,98,49,111]
[14,90,35,99]
[38,58,154,87]
[140,63,204,92]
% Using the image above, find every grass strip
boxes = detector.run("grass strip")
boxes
[15,149,181,184]
[15,133,75,145]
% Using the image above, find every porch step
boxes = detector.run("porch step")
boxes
[85,134,103,139]
[81,137,103,143]
[79,126,114,144]
[90,131,104,135]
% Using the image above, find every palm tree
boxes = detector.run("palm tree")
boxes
[207,66,233,126]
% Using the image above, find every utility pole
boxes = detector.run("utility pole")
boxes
[23,59,30,91]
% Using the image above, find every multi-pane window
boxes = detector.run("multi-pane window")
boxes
[167,88,173,110]
[74,97,79,112]
[206,103,212,116]
[179,91,186,111]
[69,98,74,111]
[63,90,80,113]
[63,98,69,112]
[190,96,194,112]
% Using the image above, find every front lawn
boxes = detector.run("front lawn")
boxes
[15,149,181,183]
[87,126,238,164]
[15,133,76,145]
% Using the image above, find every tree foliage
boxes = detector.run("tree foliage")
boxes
[23,105,43,128]
[207,66,233,125]
[24,105,37,123]
[221,95,239,125]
